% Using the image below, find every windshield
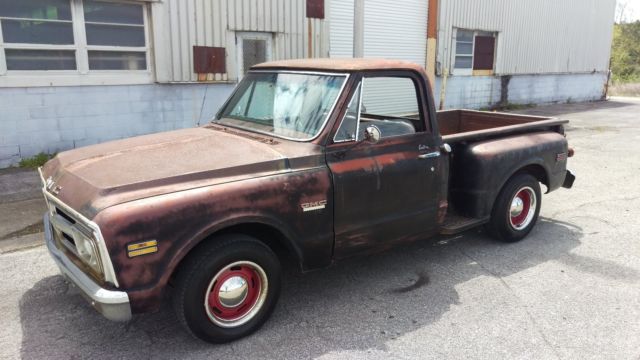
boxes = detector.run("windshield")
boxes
[215,72,347,140]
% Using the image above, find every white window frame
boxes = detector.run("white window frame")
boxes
[0,0,153,87]
[452,28,497,76]
[236,32,273,80]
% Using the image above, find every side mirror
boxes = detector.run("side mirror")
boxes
[364,125,381,143]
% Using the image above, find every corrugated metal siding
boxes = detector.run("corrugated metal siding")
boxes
[328,0,354,58]
[362,0,427,114]
[437,0,616,75]
[152,0,328,83]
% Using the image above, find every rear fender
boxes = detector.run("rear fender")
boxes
[448,131,568,218]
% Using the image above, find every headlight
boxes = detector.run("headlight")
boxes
[74,233,103,275]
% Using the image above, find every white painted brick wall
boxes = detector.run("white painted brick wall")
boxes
[433,72,607,110]
[0,83,234,168]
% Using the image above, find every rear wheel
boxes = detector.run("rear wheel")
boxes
[486,174,541,242]
[172,234,281,343]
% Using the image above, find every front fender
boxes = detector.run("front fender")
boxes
[94,168,334,313]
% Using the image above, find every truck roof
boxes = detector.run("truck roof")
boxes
[252,58,427,74]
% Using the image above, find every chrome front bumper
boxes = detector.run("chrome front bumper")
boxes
[45,213,132,321]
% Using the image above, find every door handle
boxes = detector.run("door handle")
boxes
[418,151,440,159]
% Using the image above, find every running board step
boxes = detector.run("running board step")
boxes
[440,214,488,235]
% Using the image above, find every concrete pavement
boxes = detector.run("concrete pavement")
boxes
[0,168,46,254]
[0,98,639,359]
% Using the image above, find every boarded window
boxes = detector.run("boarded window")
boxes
[193,46,226,74]
[306,0,324,19]
[473,36,495,70]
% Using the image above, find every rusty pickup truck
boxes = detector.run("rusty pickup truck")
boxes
[39,58,575,343]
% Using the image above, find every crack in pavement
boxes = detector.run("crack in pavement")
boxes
[0,221,44,240]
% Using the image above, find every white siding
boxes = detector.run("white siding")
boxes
[329,0,354,58]
[437,0,616,75]
[151,0,328,83]
[362,0,427,115]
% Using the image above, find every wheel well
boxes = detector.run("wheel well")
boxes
[488,164,549,217]
[217,223,299,269]
[169,223,300,287]
[513,164,549,189]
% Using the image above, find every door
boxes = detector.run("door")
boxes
[327,74,443,259]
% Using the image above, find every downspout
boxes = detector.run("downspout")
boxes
[426,0,438,92]
[353,0,364,57]
[439,68,448,110]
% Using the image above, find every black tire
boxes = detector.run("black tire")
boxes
[172,234,282,343]
[486,173,541,242]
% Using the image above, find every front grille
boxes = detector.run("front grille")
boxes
[55,207,76,225]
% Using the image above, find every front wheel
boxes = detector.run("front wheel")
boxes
[172,234,282,343]
[486,174,542,242]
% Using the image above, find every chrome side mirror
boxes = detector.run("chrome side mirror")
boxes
[364,125,381,143]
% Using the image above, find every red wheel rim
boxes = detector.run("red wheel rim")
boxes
[509,187,536,230]
[204,261,268,328]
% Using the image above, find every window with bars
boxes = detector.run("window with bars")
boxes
[236,32,273,79]
[0,0,150,83]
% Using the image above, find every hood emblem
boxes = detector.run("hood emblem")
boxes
[45,176,62,195]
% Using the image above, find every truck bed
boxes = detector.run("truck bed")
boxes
[437,109,568,143]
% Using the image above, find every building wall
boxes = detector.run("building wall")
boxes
[328,0,354,58]
[0,0,325,168]
[437,0,616,75]
[0,83,234,168]
[153,0,328,83]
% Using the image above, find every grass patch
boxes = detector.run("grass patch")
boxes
[609,82,640,97]
[18,152,55,169]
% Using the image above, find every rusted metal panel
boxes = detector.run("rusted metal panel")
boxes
[448,132,568,218]
[306,0,324,19]
[193,46,226,75]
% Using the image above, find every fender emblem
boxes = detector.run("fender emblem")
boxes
[556,152,568,162]
[301,200,327,212]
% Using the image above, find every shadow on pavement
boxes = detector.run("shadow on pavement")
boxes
[19,219,638,359]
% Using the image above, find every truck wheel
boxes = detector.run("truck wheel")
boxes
[172,234,281,343]
[486,174,541,242]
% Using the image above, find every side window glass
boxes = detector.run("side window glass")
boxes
[360,76,424,139]
[334,83,362,142]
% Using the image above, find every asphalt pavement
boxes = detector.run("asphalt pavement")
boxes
[0,98,639,359]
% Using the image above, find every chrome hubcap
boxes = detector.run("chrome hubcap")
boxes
[218,276,248,308]
[508,186,537,231]
[510,197,524,217]
[204,261,269,328]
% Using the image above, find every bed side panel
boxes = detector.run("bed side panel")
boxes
[448,131,568,218]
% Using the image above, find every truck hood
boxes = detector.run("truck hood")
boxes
[41,126,300,218]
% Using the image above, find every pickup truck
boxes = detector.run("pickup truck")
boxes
[39,58,575,343]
